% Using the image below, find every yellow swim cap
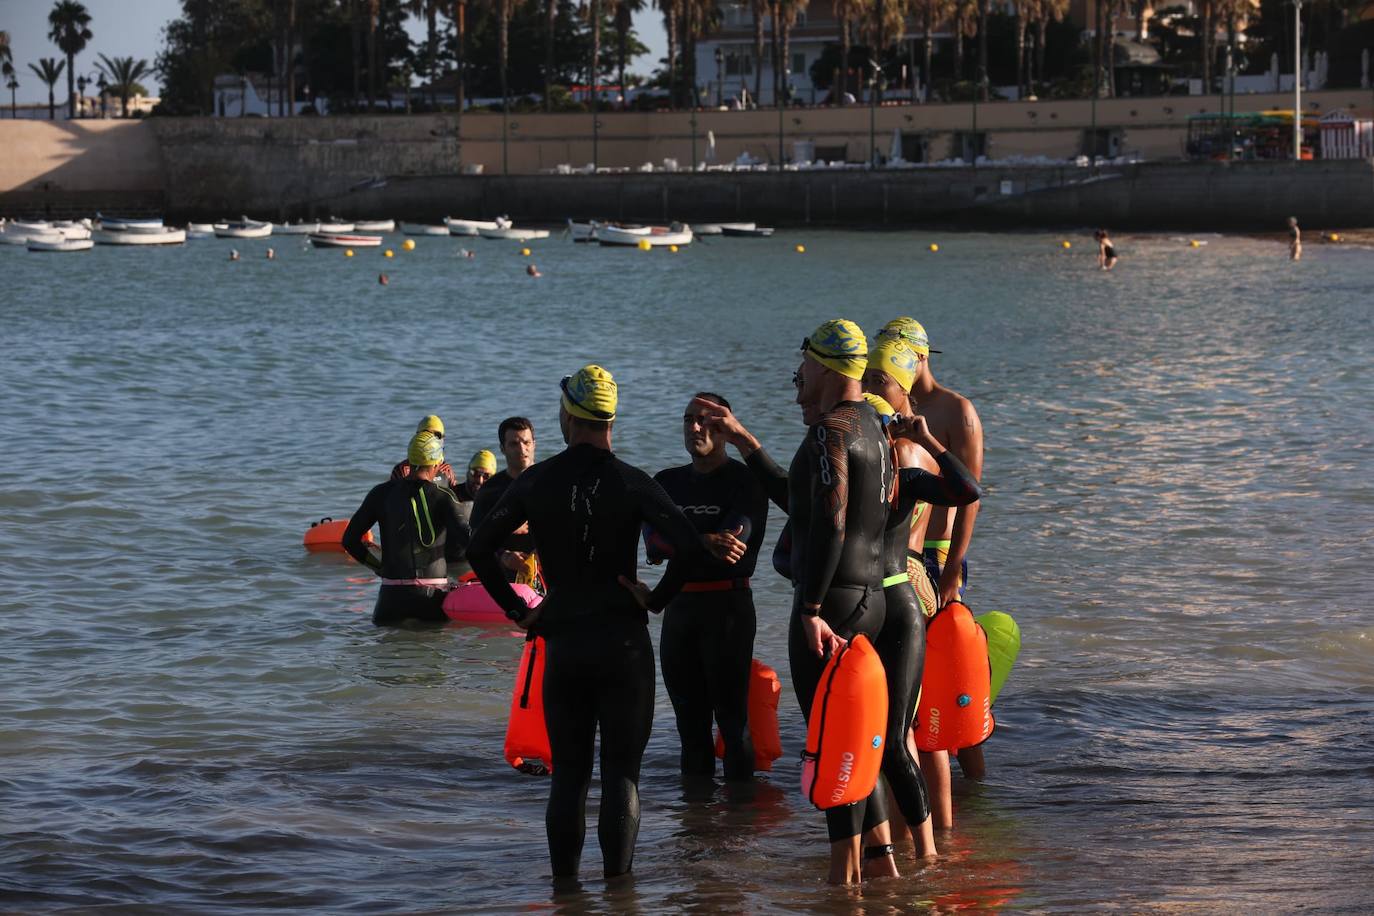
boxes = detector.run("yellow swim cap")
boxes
[561,364,618,421]
[469,449,497,473]
[867,336,920,392]
[416,415,445,437]
[407,430,445,467]
[878,318,940,356]
[861,392,896,418]
[803,319,868,380]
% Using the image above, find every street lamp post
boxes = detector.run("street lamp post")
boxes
[1293,0,1303,161]
[777,68,790,168]
[77,75,88,117]
[869,64,878,167]
[715,47,724,107]
[6,75,18,119]
[97,73,107,117]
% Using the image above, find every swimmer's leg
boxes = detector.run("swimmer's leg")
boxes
[660,599,715,778]
[706,591,756,781]
[918,747,953,829]
[956,745,986,780]
[544,636,596,877]
[595,620,656,878]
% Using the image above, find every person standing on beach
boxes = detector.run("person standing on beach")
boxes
[343,430,470,626]
[1288,217,1302,261]
[879,318,986,824]
[467,365,728,882]
[644,392,764,782]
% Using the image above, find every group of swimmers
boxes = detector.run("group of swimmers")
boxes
[340,316,988,886]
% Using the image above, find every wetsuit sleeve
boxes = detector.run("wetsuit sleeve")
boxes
[440,490,471,565]
[800,417,851,607]
[342,485,384,573]
[641,470,677,563]
[896,451,982,507]
[744,447,790,512]
[467,477,531,619]
[628,469,702,611]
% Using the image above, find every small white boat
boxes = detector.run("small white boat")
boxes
[721,225,775,238]
[187,223,216,239]
[401,222,450,236]
[309,232,383,248]
[48,221,91,240]
[353,219,395,232]
[445,217,500,237]
[477,217,550,241]
[0,225,40,245]
[28,234,94,252]
[96,214,166,232]
[598,223,693,247]
[274,221,321,235]
[93,227,187,245]
[214,218,273,239]
[317,219,356,234]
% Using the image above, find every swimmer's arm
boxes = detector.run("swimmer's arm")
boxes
[441,491,471,564]
[744,448,790,511]
[633,473,703,610]
[800,418,849,609]
[342,485,384,573]
[940,405,984,605]
[897,451,981,507]
[467,482,531,620]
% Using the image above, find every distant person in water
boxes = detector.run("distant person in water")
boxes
[527,263,542,278]
[266,247,276,260]
[1095,230,1118,271]
[1288,217,1302,261]
[229,249,240,261]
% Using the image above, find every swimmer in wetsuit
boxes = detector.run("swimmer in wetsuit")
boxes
[343,430,471,626]
[881,317,987,825]
[860,341,983,863]
[691,319,894,885]
[468,365,737,882]
[471,417,538,581]
[390,415,459,488]
[644,393,764,782]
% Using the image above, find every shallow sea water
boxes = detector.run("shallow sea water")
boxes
[1,228,1371,912]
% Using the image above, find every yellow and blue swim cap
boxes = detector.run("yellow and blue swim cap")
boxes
[416,414,445,437]
[469,449,497,473]
[877,318,940,357]
[803,319,868,380]
[867,336,920,392]
[561,364,618,421]
[407,430,445,467]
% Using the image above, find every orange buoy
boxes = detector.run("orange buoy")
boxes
[303,517,372,552]
[504,635,553,775]
[714,659,784,771]
[914,601,994,752]
[801,634,888,809]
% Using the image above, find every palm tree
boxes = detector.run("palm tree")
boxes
[975,0,988,99]
[446,0,470,111]
[952,0,976,81]
[498,0,514,116]
[29,57,66,120]
[750,0,767,104]
[863,0,904,100]
[589,0,602,115]
[611,0,645,108]
[367,0,380,110]
[1,30,15,116]
[777,0,807,104]
[1027,0,1067,88]
[908,0,952,100]
[95,53,151,117]
[834,0,869,105]
[47,0,92,119]
[656,0,680,107]
[544,0,558,111]
[404,0,442,106]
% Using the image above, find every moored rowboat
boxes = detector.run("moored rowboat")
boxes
[309,232,383,248]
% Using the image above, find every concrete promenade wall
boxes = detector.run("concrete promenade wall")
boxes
[2,90,1373,228]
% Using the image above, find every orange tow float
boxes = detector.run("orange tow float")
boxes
[801,634,888,809]
[915,600,994,753]
[504,635,553,775]
[303,517,373,552]
[714,659,784,771]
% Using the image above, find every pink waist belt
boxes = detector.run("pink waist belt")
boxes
[380,578,449,588]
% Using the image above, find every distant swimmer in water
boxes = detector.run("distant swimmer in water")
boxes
[467,364,731,882]
[379,273,389,285]
[526,263,542,278]
[266,247,275,260]
[1288,216,1302,261]
[458,247,475,259]
[229,249,240,261]
[1095,229,1118,270]
[343,430,470,626]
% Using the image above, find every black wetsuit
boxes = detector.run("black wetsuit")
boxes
[467,443,701,879]
[746,399,893,842]
[470,469,535,575]
[342,478,470,626]
[874,450,981,830]
[645,458,769,781]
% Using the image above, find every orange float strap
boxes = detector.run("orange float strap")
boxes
[504,635,552,775]
[801,634,888,810]
[914,601,994,753]
[303,517,373,552]
[714,659,783,771]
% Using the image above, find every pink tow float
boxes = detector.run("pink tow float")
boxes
[443,581,542,625]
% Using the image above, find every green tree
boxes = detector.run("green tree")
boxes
[610,0,644,103]
[909,0,953,98]
[48,0,93,119]
[29,56,66,119]
[832,0,869,104]
[95,53,152,117]
[404,0,443,104]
